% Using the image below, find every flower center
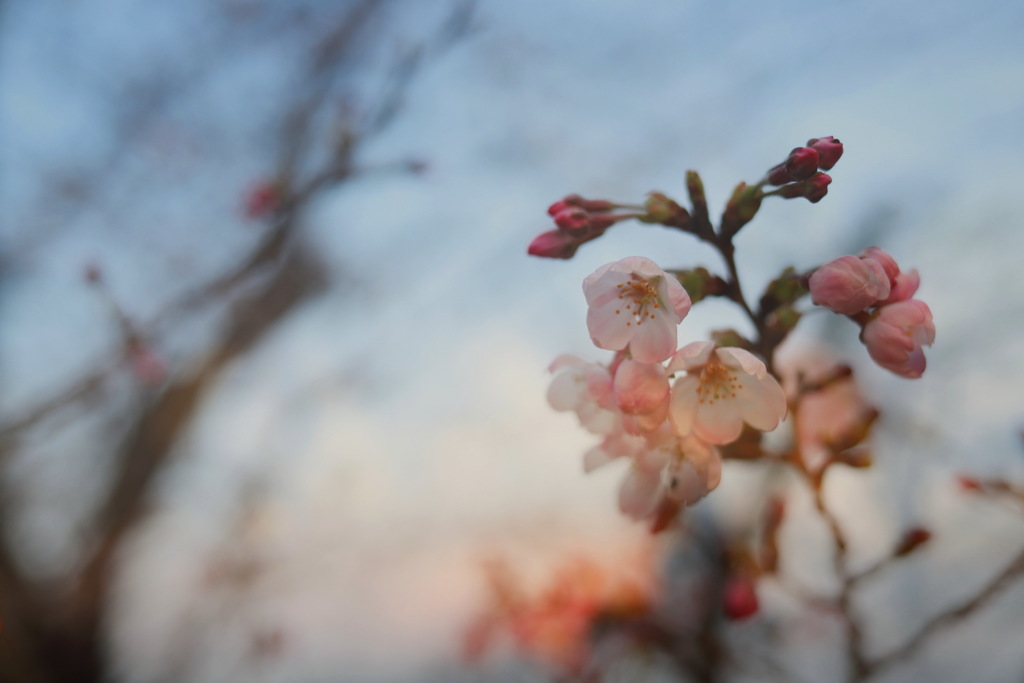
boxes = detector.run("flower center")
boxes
[614,277,661,326]
[696,361,740,404]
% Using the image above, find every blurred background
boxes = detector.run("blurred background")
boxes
[2,0,1023,681]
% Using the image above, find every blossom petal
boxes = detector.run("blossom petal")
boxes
[586,300,633,351]
[618,466,662,519]
[583,444,616,473]
[667,341,715,373]
[694,400,744,445]
[662,273,692,321]
[668,375,701,436]
[715,347,768,379]
[547,371,582,411]
[627,312,677,363]
[548,353,588,373]
[734,372,787,431]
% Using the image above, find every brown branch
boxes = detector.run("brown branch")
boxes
[864,544,1024,677]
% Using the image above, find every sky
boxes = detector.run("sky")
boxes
[3,0,1024,681]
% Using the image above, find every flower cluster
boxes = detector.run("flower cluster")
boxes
[533,135,935,530]
[550,257,787,531]
[809,246,935,378]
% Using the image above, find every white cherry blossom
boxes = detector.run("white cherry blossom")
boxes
[583,256,691,363]
[668,342,787,445]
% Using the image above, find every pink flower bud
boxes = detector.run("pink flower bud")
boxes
[722,576,759,620]
[859,246,899,282]
[807,136,843,170]
[809,255,891,315]
[861,299,935,378]
[882,269,920,304]
[785,147,820,181]
[528,229,579,259]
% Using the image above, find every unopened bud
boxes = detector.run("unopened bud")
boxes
[894,527,932,557]
[685,170,708,218]
[668,267,722,304]
[803,173,832,203]
[552,208,591,235]
[722,576,759,620]
[785,147,820,181]
[766,162,791,186]
[835,446,873,468]
[527,230,579,259]
[957,475,983,492]
[643,192,691,228]
[721,182,763,238]
[547,194,616,216]
[807,136,843,170]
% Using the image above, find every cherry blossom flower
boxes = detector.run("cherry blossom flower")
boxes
[667,342,787,445]
[861,299,935,378]
[612,359,670,433]
[583,256,691,363]
[809,254,891,315]
[618,436,722,522]
[547,355,618,434]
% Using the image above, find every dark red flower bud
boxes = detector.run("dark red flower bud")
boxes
[527,229,578,259]
[803,173,832,203]
[807,136,843,170]
[547,199,574,216]
[785,147,820,181]
[957,475,983,492]
[552,208,591,236]
[766,162,791,186]
[722,577,759,620]
[894,527,932,557]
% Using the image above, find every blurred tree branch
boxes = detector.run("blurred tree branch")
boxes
[0,1,474,681]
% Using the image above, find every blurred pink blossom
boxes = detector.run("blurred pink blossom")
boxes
[547,355,618,434]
